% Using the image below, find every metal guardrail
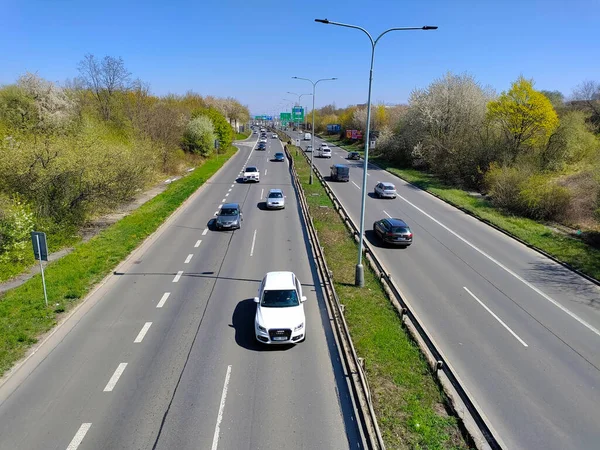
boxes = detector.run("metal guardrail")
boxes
[286,136,503,450]
[283,143,386,450]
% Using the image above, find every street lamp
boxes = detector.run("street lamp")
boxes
[315,18,437,287]
[287,91,312,131]
[292,76,337,184]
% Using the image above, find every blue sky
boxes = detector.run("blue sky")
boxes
[2,0,599,115]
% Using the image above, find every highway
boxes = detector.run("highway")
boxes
[286,130,600,450]
[0,134,361,449]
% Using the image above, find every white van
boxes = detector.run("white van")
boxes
[304,133,311,140]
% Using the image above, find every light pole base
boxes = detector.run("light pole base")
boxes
[309,172,313,185]
[355,264,364,287]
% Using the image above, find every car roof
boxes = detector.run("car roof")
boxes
[268,188,283,193]
[275,151,284,154]
[379,181,396,188]
[386,218,408,227]
[245,166,258,170]
[222,203,239,209]
[333,164,348,168]
[263,271,295,290]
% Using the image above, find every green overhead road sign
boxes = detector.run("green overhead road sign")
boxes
[280,112,292,125]
[292,106,304,123]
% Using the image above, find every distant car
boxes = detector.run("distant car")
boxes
[254,271,306,344]
[304,133,311,140]
[306,145,313,152]
[243,166,260,182]
[266,188,285,209]
[347,151,360,160]
[259,137,267,143]
[373,218,412,247]
[318,146,331,158]
[253,130,258,134]
[257,142,267,150]
[273,152,285,162]
[215,203,242,230]
[272,133,278,138]
[374,181,397,199]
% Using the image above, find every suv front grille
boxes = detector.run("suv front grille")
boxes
[268,329,291,341]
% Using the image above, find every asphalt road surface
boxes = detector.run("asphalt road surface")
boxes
[286,129,600,450]
[0,134,361,450]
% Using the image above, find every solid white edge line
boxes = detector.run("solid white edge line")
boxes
[103,363,128,392]
[195,240,202,248]
[463,287,528,347]
[66,423,92,450]
[173,271,183,283]
[184,254,193,264]
[134,322,152,343]
[156,292,170,308]
[398,194,600,339]
[383,210,392,218]
[351,181,361,189]
[250,229,257,257]
[211,365,232,450]
[202,228,208,236]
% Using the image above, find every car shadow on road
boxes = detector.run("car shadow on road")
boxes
[364,229,387,249]
[231,299,292,352]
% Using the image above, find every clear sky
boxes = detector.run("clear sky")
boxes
[1,0,599,116]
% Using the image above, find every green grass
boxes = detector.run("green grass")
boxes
[234,130,251,140]
[290,145,470,450]
[0,147,236,376]
[318,135,600,281]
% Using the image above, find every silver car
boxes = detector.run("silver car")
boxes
[266,189,285,209]
[374,181,397,199]
[306,145,313,152]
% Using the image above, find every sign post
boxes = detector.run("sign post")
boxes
[31,231,49,307]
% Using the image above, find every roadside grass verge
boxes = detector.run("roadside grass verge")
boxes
[235,130,251,140]
[291,146,470,449]
[0,147,237,377]
[318,134,600,281]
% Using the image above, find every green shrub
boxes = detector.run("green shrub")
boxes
[519,175,572,221]
[484,164,528,212]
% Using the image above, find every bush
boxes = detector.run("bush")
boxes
[519,175,571,221]
[0,196,34,263]
[182,116,215,156]
[484,164,528,212]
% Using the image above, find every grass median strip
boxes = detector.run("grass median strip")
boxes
[290,147,470,449]
[0,147,236,377]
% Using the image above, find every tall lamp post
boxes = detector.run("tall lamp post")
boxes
[287,91,312,131]
[292,76,337,184]
[315,18,437,287]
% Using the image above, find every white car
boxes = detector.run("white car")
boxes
[305,145,313,152]
[266,188,285,209]
[243,166,260,182]
[374,181,397,199]
[259,137,267,144]
[254,271,306,344]
[318,146,331,158]
[272,133,278,138]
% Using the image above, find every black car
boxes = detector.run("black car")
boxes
[273,152,285,162]
[215,203,243,230]
[257,142,267,150]
[373,218,412,247]
[347,151,360,160]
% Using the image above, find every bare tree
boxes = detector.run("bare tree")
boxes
[77,54,131,121]
[572,80,600,130]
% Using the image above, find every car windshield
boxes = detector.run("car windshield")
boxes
[220,208,238,216]
[275,153,283,157]
[246,167,258,172]
[384,185,395,190]
[391,227,410,233]
[261,289,299,307]
[268,192,283,198]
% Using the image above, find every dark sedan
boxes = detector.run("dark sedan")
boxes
[273,152,285,162]
[347,151,360,160]
[373,218,413,247]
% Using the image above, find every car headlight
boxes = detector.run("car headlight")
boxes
[256,323,267,332]
[294,322,304,331]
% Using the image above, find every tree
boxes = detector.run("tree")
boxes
[77,54,131,121]
[540,90,565,110]
[487,76,559,162]
[572,80,600,132]
[193,107,233,150]
[402,72,494,185]
[182,116,215,156]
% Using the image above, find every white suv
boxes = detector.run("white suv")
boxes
[243,166,260,182]
[318,145,331,158]
[254,271,306,344]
